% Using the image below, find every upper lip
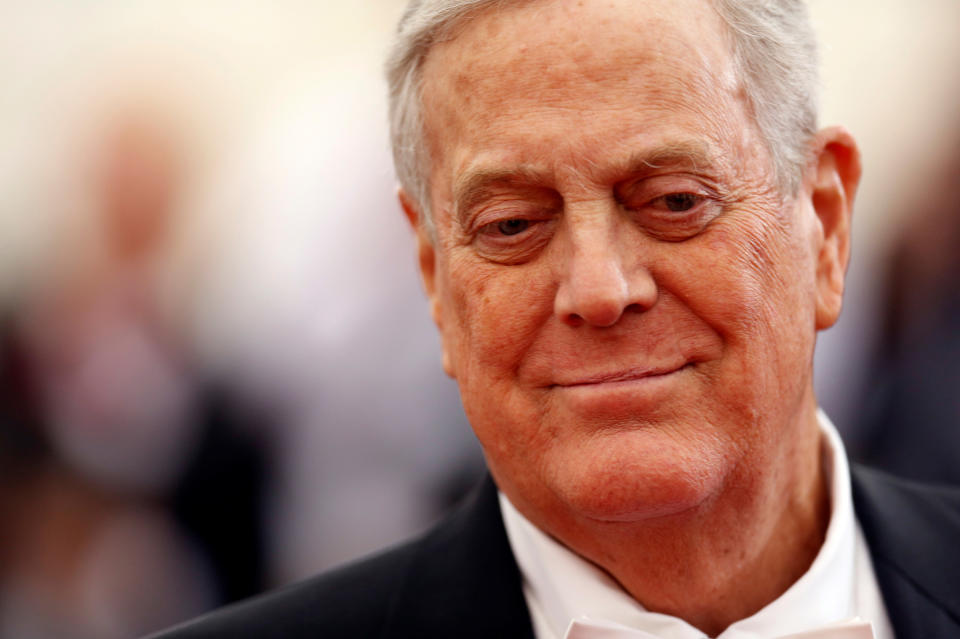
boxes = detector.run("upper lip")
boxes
[553,364,686,387]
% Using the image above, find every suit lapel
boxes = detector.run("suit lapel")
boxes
[382,475,535,638]
[378,466,960,638]
[869,561,960,638]
[852,465,960,637]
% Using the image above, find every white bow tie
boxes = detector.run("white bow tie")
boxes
[564,617,875,639]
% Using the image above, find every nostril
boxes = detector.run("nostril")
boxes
[555,259,657,327]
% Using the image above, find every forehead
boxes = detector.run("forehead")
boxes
[419,0,753,195]
[427,0,732,87]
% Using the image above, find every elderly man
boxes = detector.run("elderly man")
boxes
[152,0,960,637]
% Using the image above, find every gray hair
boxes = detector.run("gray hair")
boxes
[386,0,819,231]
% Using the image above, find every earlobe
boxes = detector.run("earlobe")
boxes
[808,126,862,330]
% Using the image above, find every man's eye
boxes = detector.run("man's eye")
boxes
[496,219,530,236]
[623,186,719,242]
[473,214,555,264]
[659,192,701,212]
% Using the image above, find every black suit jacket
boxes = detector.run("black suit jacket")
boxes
[149,466,960,638]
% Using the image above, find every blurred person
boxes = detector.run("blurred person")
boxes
[0,108,269,638]
[152,1,960,638]
[852,133,960,484]
[181,88,483,585]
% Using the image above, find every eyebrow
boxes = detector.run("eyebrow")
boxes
[452,140,720,221]
[614,140,718,177]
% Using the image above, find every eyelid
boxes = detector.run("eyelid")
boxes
[476,214,553,241]
[647,192,706,211]
[460,185,561,232]
[478,217,532,237]
[468,201,557,234]
[619,173,719,205]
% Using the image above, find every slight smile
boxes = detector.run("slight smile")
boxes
[552,363,693,388]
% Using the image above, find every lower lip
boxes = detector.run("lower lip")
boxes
[553,366,690,413]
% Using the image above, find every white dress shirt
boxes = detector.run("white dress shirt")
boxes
[500,411,895,638]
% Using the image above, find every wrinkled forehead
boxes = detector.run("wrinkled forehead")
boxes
[440,1,726,61]
[418,0,747,191]
[420,0,737,112]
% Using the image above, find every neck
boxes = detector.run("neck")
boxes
[528,404,830,637]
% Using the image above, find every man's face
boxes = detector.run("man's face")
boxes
[414,0,836,528]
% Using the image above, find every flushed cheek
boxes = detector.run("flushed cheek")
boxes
[661,234,770,348]
[679,218,817,420]
[693,213,809,333]
[443,254,554,388]
[720,221,818,366]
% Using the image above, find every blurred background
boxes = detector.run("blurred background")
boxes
[0,1,957,637]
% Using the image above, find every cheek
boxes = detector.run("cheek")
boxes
[731,215,819,366]
[441,253,554,388]
[660,226,770,351]
[687,209,817,340]
[439,254,567,469]
[675,211,818,419]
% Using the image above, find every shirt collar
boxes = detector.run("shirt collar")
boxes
[500,410,860,639]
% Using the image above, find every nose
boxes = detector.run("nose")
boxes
[553,219,657,328]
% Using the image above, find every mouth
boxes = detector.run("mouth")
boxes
[552,363,692,388]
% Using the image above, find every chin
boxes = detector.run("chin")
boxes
[544,427,732,524]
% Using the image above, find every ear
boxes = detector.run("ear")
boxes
[806,126,862,330]
[399,188,455,377]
